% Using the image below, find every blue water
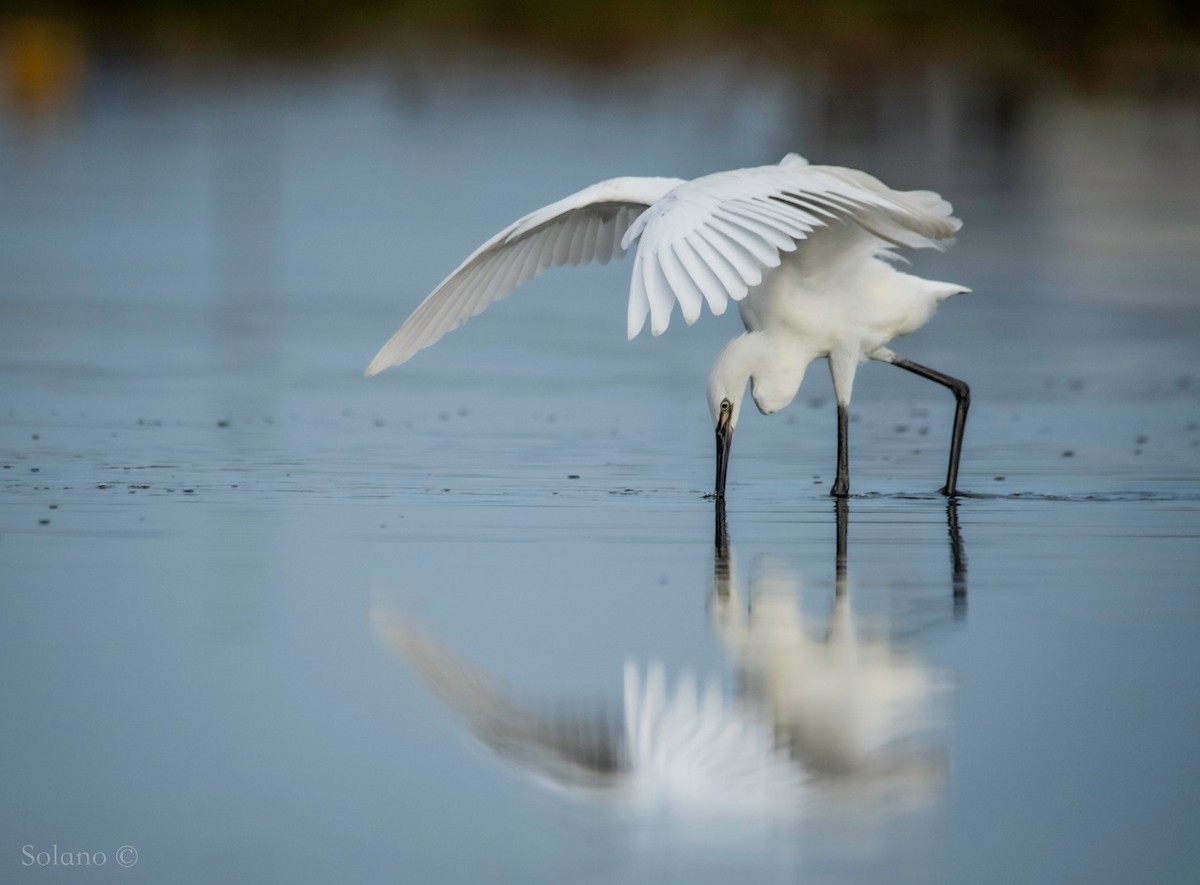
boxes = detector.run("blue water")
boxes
[2,59,1199,883]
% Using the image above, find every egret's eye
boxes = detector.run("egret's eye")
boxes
[720,399,732,413]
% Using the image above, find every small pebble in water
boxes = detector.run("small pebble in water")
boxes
[567,474,580,479]
[1062,450,1075,457]
[994,475,1006,481]
[217,419,230,428]
[38,519,50,526]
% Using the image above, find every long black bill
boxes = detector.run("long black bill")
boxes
[714,415,733,499]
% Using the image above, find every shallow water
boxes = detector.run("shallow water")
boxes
[2,61,1200,883]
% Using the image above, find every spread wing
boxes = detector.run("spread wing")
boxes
[621,153,962,337]
[367,155,962,373]
[365,176,686,376]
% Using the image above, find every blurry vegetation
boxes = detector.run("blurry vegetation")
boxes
[1,0,1199,86]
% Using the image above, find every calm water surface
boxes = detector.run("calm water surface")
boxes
[2,60,1199,883]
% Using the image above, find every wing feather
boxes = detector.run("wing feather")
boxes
[671,240,729,316]
[744,196,819,235]
[578,213,600,265]
[366,176,685,375]
[551,216,577,266]
[595,213,617,264]
[644,250,677,336]
[707,215,780,268]
[658,244,704,326]
[696,224,764,288]
[684,230,748,306]
[627,250,650,339]
[714,205,799,252]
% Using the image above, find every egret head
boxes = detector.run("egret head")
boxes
[707,338,757,500]
[707,333,811,499]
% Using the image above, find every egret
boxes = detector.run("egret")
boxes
[367,153,971,498]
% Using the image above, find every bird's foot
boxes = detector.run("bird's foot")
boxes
[829,479,849,498]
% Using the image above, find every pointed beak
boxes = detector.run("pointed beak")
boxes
[714,411,733,499]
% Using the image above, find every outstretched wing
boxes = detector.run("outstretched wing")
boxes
[365,176,686,376]
[621,153,962,337]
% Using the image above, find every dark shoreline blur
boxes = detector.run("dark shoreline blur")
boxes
[2,1,1199,95]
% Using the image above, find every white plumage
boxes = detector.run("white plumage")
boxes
[368,153,971,498]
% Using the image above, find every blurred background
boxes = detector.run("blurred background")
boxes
[4,0,1200,141]
[4,1,1199,125]
[4,0,1200,74]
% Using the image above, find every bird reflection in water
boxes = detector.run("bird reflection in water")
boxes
[371,501,966,823]
[710,500,959,811]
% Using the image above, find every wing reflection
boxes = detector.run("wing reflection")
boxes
[371,607,624,791]
[371,607,800,811]
[373,501,965,821]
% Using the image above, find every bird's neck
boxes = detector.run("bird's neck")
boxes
[712,332,815,416]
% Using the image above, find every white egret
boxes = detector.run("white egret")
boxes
[366,153,971,498]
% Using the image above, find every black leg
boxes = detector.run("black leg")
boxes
[889,357,970,496]
[831,403,850,497]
